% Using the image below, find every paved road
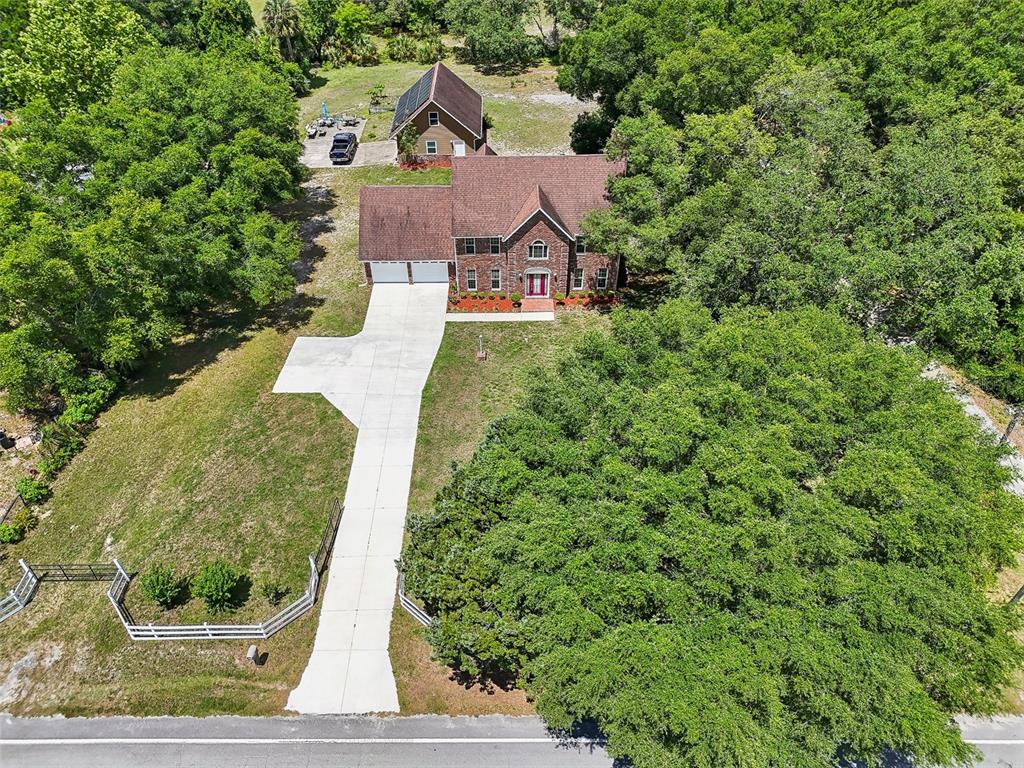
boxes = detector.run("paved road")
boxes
[0,714,611,768]
[1,714,1020,768]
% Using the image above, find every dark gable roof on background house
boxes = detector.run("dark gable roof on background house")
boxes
[388,63,483,140]
[450,155,626,239]
[358,186,452,262]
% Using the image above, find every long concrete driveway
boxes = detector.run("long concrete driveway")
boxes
[273,283,449,714]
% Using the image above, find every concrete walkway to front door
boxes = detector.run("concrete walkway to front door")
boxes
[273,283,449,713]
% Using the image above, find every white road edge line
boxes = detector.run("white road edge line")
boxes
[0,737,604,746]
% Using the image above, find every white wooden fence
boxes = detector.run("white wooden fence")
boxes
[397,569,432,627]
[1,499,344,641]
[0,560,39,623]
[107,556,320,641]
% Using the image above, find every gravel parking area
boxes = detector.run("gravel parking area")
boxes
[301,119,398,169]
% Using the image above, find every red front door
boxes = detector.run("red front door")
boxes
[526,273,548,297]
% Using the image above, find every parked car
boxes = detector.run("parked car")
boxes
[330,132,358,165]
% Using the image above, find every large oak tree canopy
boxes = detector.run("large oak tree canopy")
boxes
[405,303,1024,768]
[558,0,1024,402]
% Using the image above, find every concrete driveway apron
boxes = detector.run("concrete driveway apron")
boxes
[273,283,449,713]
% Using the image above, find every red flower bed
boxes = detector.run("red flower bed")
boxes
[400,157,452,170]
[448,294,516,312]
[560,292,618,309]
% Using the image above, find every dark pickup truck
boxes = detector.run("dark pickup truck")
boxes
[329,132,358,165]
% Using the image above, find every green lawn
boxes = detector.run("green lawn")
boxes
[303,59,595,155]
[0,166,449,716]
[391,312,609,714]
[249,0,265,25]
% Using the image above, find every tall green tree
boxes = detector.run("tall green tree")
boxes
[0,0,154,111]
[0,46,301,410]
[197,0,255,48]
[406,301,1024,768]
[262,0,300,60]
[559,0,1024,402]
[297,0,339,60]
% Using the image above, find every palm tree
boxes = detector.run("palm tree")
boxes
[262,0,299,61]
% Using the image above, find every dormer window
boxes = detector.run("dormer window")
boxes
[528,240,548,260]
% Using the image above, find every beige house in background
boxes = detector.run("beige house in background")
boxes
[388,62,485,157]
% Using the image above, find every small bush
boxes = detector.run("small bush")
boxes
[489,292,496,300]
[511,293,522,303]
[386,35,417,62]
[256,575,288,605]
[16,477,50,505]
[555,292,565,303]
[460,291,468,298]
[9,507,37,533]
[500,291,507,299]
[587,290,595,298]
[416,37,446,65]
[140,563,185,610]
[0,522,24,544]
[192,560,244,612]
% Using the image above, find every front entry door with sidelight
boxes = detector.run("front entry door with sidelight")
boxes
[525,272,549,297]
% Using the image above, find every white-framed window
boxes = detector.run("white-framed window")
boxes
[466,268,477,291]
[428,111,439,126]
[528,240,548,260]
[490,269,501,290]
[572,268,584,290]
[463,237,476,255]
[425,140,438,154]
[575,238,586,254]
[596,267,609,289]
[490,237,501,255]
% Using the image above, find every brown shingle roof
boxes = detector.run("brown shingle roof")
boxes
[358,186,452,262]
[389,62,483,140]
[503,185,571,239]
[451,155,625,239]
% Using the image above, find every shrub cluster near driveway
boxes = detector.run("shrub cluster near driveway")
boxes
[405,301,1024,768]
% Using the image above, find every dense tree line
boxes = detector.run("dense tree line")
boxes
[406,302,1024,768]
[556,0,1024,401]
[0,0,302,501]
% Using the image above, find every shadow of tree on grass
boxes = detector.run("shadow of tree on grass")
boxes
[122,182,338,401]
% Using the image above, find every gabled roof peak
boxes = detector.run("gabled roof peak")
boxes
[389,62,483,139]
[503,183,572,241]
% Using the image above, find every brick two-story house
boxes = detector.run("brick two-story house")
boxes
[358,154,626,297]
[388,62,484,158]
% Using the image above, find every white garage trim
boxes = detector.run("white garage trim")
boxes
[369,262,409,283]
[410,261,450,283]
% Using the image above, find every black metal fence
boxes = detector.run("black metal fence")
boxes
[314,497,343,574]
[31,563,118,582]
[0,494,23,525]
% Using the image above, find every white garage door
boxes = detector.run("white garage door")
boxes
[370,262,408,283]
[410,262,450,282]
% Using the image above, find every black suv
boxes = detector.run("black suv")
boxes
[329,132,358,165]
